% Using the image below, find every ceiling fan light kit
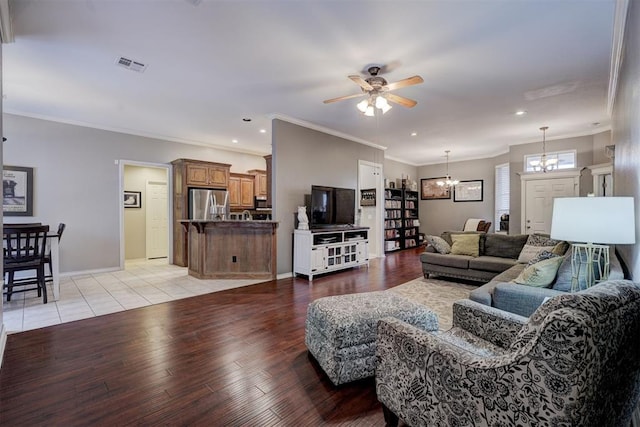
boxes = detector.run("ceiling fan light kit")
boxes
[324,65,423,116]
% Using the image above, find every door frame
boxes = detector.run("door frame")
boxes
[118,160,173,269]
[358,159,384,258]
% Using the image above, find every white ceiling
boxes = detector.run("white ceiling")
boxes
[2,0,616,165]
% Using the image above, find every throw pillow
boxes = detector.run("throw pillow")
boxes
[513,256,564,287]
[426,235,451,254]
[552,246,606,292]
[551,241,570,256]
[526,250,561,266]
[517,244,556,263]
[450,233,480,257]
[526,233,562,247]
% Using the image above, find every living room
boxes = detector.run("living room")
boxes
[2,0,640,425]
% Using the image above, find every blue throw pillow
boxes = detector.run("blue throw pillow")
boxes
[553,248,603,292]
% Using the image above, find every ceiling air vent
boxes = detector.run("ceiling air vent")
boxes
[115,56,147,73]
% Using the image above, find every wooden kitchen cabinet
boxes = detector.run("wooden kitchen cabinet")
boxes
[248,169,267,197]
[185,162,230,187]
[229,173,255,210]
[171,159,231,266]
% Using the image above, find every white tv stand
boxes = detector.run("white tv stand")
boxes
[293,227,369,281]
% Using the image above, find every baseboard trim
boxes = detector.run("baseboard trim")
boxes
[0,322,7,370]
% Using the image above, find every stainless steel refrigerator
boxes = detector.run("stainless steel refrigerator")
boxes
[188,188,229,220]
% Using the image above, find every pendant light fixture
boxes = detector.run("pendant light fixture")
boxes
[530,126,557,172]
[437,150,459,187]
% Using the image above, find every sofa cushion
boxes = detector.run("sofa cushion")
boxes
[517,244,556,263]
[513,256,564,287]
[450,234,480,257]
[425,235,451,254]
[516,234,567,263]
[441,230,483,246]
[469,256,518,273]
[492,263,526,282]
[483,233,528,259]
[526,250,561,266]
[552,246,625,292]
[420,252,472,269]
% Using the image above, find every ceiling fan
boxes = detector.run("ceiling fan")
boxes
[324,66,424,114]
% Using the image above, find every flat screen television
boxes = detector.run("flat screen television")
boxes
[310,185,356,228]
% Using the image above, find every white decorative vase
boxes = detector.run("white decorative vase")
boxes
[297,206,309,230]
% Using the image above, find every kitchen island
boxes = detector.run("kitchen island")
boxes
[180,220,278,280]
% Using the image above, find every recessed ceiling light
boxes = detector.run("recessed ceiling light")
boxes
[259,129,266,133]
[411,132,417,136]
[514,110,527,116]
[232,139,238,143]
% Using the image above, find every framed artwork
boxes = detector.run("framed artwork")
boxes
[124,191,142,208]
[454,180,484,202]
[421,177,451,200]
[3,166,34,216]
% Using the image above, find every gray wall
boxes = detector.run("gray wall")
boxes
[611,0,640,280]
[272,119,384,274]
[417,156,497,235]
[507,134,599,234]
[2,114,266,273]
[415,132,611,237]
[383,158,418,188]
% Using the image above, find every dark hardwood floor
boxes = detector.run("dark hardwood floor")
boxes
[0,248,425,426]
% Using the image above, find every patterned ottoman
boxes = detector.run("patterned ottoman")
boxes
[305,291,438,385]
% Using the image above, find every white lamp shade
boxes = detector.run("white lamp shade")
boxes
[550,197,636,244]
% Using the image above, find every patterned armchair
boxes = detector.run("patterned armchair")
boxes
[376,280,640,427]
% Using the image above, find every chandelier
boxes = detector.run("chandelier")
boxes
[437,150,459,187]
[356,94,392,116]
[530,126,557,172]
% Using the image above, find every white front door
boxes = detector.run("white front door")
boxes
[146,180,168,259]
[522,174,579,235]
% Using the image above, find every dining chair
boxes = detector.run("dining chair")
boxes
[3,225,50,303]
[44,222,66,280]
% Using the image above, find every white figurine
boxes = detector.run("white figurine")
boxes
[297,206,309,230]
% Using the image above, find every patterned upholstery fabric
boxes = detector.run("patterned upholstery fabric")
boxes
[376,280,640,427]
[305,291,438,385]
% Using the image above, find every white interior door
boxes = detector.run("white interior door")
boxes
[146,180,168,259]
[523,177,577,234]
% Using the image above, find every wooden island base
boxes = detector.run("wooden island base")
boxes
[181,220,278,280]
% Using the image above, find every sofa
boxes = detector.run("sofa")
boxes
[421,231,625,317]
[421,231,529,283]
[376,279,640,427]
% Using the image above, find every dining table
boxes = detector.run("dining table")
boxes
[3,223,61,301]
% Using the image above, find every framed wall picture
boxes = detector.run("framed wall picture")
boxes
[454,180,484,202]
[124,191,142,208]
[421,177,451,200]
[3,166,34,216]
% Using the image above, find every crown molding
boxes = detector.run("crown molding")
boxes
[268,113,387,152]
[607,0,630,115]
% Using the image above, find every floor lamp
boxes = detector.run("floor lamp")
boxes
[550,197,636,291]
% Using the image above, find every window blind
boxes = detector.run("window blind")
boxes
[495,163,510,228]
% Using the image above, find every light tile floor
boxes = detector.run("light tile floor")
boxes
[2,258,264,334]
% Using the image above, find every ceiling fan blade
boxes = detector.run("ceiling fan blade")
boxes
[386,93,417,108]
[385,75,424,91]
[348,75,374,91]
[323,92,367,104]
